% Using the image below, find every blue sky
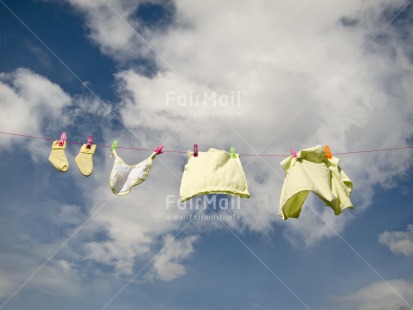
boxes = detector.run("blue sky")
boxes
[1,0,413,309]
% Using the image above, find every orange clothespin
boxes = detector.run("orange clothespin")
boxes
[324,145,332,159]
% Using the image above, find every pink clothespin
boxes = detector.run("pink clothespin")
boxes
[290,148,297,158]
[154,145,164,155]
[58,132,67,146]
[86,135,93,149]
[194,144,198,157]
[325,145,332,159]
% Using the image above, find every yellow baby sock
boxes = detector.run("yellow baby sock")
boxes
[48,140,69,172]
[75,144,96,176]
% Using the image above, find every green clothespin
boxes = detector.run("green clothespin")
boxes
[230,146,237,158]
[111,140,118,151]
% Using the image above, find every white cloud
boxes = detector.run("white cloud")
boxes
[76,148,195,276]
[152,234,197,281]
[379,224,413,258]
[282,194,351,248]
[56,204,86,226]
[29,259,84,297]
[109,0,413,245]
[0,68,76,168]
[0,68,71,147]
[0,67,116,300]
[338,279,413,310]
[58,0,413,279]
[0,254,83,300]
[0,67,113,166]
[1,0,412,302]
[66,0,156,62]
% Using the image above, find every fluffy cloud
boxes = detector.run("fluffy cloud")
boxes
[0,68,77,170]
[66,0,157,63]
[0,68,71,147]
[111,0,413,241]
[1,0,412,304]
[0,253,83,300]
[152,234,198,281]
[379,224,413,258]
[338,279,413,310]
[60,0,413,280]
[77,150,195,276]
[282,195,351,248]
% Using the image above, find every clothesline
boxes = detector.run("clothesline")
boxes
[1,130,412,157]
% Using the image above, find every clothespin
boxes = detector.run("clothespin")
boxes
[290,148,297,158]
[154,145,164,155]
[325,145,332,159]
[230,146,237,158]
[194,144,198,157]
[58,132,67,146]
[86,135,93,149]
[111,140,117,151]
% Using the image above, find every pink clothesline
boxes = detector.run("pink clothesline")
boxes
[1,130,412,157]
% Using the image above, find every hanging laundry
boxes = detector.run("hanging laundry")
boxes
[49,140,69,172]
[109,143,162,195]
[75,143,96,177]
[279,145,354,220]
[180,147,250,201]
[48,132,69,172]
